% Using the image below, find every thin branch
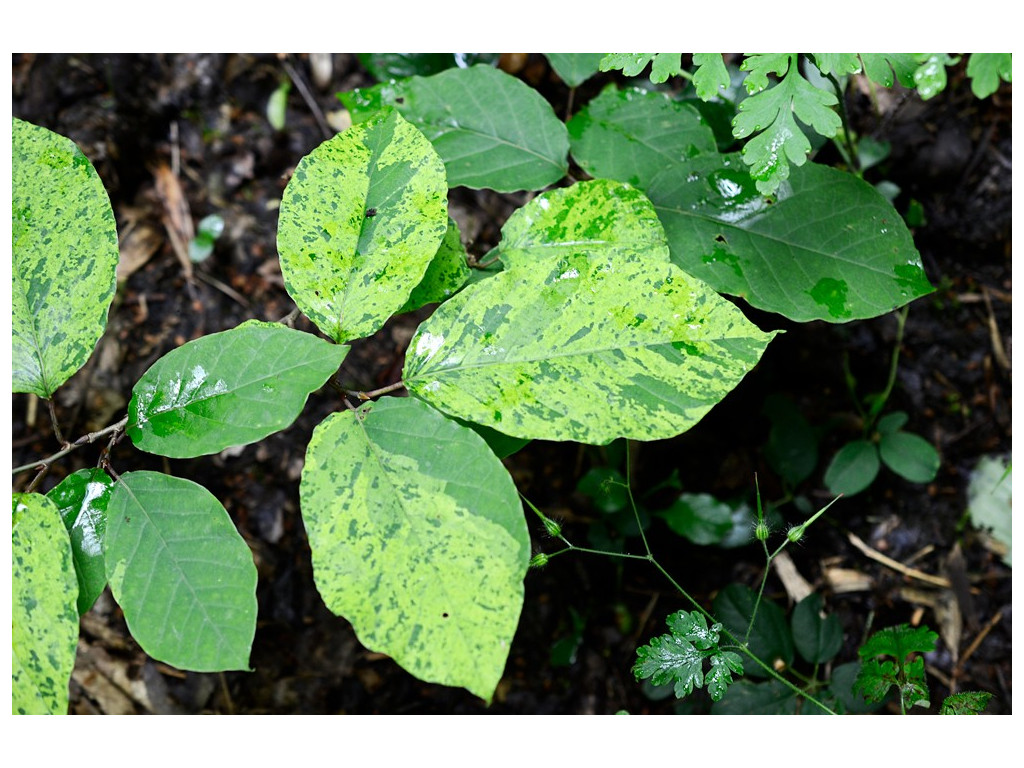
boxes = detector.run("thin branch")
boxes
[13,417,128,475]
[280,54,333,140]
[346,381,406,401]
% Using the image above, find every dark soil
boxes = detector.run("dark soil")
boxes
[10,53,1012,714]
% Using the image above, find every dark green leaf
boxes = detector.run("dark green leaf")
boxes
[648,155,933,323]
[825,440,880,496]
[577,467,629,514]
[879,430,940,483]
[940,690,993,715]
[127,320,347,458]
[544,53,605,87]
[763,394,817,486]
[858,53,918,89]
[12,118,119,398]
[876,410,908,435]
[46,468,113,614]
[657,493,734,545]
[356,53,500,81]
[106,472,258,672]
[300,397,530,702]
[791,594,843,664]
[277,108,449,342]
[711,678,799,714]
[340,66,569,192]
[713,583,794,677]
[12,493,79,714]
[567,85,717,188]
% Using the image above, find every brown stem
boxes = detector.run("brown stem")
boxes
[12,417,129,475]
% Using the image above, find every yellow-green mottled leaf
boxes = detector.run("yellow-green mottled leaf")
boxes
[125,320,347,458]
[277,108,448,342]
[301,398,529,702]
[12,118,119,398]
[403,180,776,443]
[400,216,471,313]
[105,472,257,672]
[12,493,79,714]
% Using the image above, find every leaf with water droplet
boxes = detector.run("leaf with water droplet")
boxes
[127,320,347,458]
[648,154,933,323]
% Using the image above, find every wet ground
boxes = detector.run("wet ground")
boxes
[10,53,1012,714]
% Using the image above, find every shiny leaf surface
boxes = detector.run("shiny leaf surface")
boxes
[648,155,933,322]
[404,180,776,443]
[12,118,119,397]
[301,398,529,701]
[568,85,717,188]
[12,493,79,714]
[105,472,257,671]
[47,468,113,614]
[127,320,347,458]
[340,66,569,191]
[277,108,448,341]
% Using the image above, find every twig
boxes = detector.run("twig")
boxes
[280,54,333,140]
[954,609,1003,677]
[346,381,406,401]
[13,417,129,475]
[846,531,951,588]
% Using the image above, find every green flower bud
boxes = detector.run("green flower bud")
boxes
[755,520,771,542]
[542,517,562,537]
[529,553,549,569]
[787,524,805,543]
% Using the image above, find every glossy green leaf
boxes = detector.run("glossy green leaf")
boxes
[633,610,743,702]
[811,53,861,76]
[657,492,734,545]
[713,583,794,678]
[105,471,257,671]
[301,397,529,701]
[356,53,500,81]
[858,53,918,89]
[692,54,730,100]
[879,430,940,483]
[47,468,113,614]
[825,440,880,497]
[966,53,1012,99]
[460,421,531,460]
[877,410,909,435]
[340,66,569,192]
[648,155,933,322]
[404,180,776,444]
[791,594,843,664]
[127,320,347,458]
[544,53,605,87]
[12,493,79,714]
[913,54,960,100]
[600,54,684,84]
[567,85,717,188]
[399,216,470,313]
[12,118,119,398]
[277,108,448,342]
[733,53,842,194]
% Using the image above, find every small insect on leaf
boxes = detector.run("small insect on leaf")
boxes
[365,208,377,218]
